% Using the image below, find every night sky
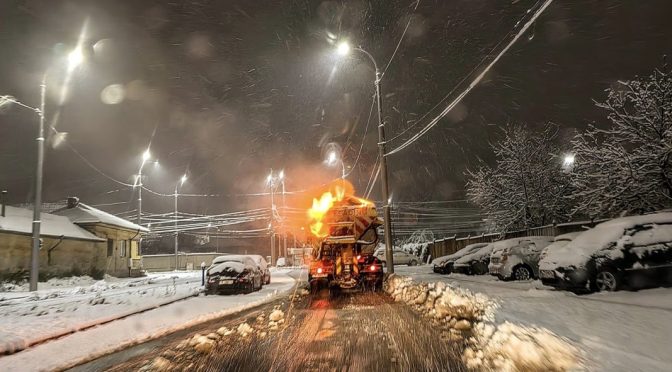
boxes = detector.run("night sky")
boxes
[1,0,671,218]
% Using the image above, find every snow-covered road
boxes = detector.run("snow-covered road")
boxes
[396,265,672,372]
[0,269,298,371]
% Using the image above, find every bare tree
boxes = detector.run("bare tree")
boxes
[570,63,672,217]
[467,124,574,231]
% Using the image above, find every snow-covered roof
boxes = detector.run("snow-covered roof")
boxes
[53,203,148,233]
[0,206,104,242]
[541,212,672,269]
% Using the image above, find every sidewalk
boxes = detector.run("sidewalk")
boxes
[0,272,203,354]
[0,270,297,371]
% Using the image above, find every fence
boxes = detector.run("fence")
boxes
[142,252,224,271]
[428,219,606,261]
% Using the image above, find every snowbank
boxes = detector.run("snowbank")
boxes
[384,274,582,371]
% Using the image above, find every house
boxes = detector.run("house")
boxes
[52,197,148,277]
[0,205,106,281]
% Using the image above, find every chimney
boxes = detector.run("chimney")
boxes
[67,196,80,209]
[1,190,6,217]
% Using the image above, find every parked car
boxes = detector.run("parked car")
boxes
[208,255,234,270]
[249,254,271,284]
[453,243,495,275]
[539,212,672,292]
[538,232,583,265]
[205,255,263,294]
[488,236,554,281]
[433,243,489,274]
[374,248,419,266]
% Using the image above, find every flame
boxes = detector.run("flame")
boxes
[306,180,374,238]
[308,185,346,237]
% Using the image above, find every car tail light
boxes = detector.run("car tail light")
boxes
[370,265,377,271]
[317,267,323,274]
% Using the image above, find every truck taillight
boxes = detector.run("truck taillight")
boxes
[317,267,323,274]
[370,265,377,271]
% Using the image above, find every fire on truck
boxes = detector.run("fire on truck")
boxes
[306,182,384,293]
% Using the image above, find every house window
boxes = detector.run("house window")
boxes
[119,240,127,257]
[107,239,114,257]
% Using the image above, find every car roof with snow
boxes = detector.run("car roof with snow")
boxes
[212,255,249,265]
[491,236,554,254]
[434,243,489,264]
[541,212,672,268]
[553,231,583,242]
[454,242,496,264]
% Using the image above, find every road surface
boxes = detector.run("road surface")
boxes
[81,290,466,372]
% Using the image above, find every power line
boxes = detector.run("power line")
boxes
[385,0,554,156]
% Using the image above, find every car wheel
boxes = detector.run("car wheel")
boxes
[409,260,418,266]
[594,268,621,292]
[513,265,532,281]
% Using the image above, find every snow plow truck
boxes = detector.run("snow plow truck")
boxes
[307,191,384,292]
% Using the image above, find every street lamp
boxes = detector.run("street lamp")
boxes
[174,174,187,271]
[563,153,575,170]
[326,150,346,179]
[335,41,395,272]
[0,43,86,291]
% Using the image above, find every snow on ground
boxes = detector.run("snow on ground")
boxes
[0,269,298,371]
[0,271,204,354]
[396,265,672,372]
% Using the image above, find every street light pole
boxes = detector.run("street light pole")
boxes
[174,174,187,271]
[351,46,395,273]
[281,173,287,260]
[28,74,47,291]
[268,170,276,266]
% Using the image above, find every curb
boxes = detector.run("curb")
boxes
[0,289,201,355]
[54,280,297,371]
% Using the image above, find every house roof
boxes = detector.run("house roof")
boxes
[0,206,105,242]
[53,203,149,233]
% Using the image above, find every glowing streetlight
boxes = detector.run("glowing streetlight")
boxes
[180,174,188,185]
[142,149,151,162]
[563,154,575,170]
[336,41,351,56]
[325,150,346,179]
[67,48,84,71]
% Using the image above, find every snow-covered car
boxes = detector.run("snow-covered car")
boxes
[375,248,419,266]
[205,256,263,294]
[539,212,672,292]
[537,231,583,266]
[432,243,489,274]
[452,243,495,275]
[249,254,271,284]
[488,236,554,280]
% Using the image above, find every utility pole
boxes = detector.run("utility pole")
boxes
[372,58,395,274]
[29,75,47,291]
[174,175,187,271]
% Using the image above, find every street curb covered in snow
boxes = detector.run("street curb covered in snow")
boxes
[0,289,201,355]
[43,276,298,371]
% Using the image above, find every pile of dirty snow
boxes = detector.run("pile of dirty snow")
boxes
[384,274,582,371]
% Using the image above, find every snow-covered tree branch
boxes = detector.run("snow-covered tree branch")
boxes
[570,64,672,217]
[466,124,574,231]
